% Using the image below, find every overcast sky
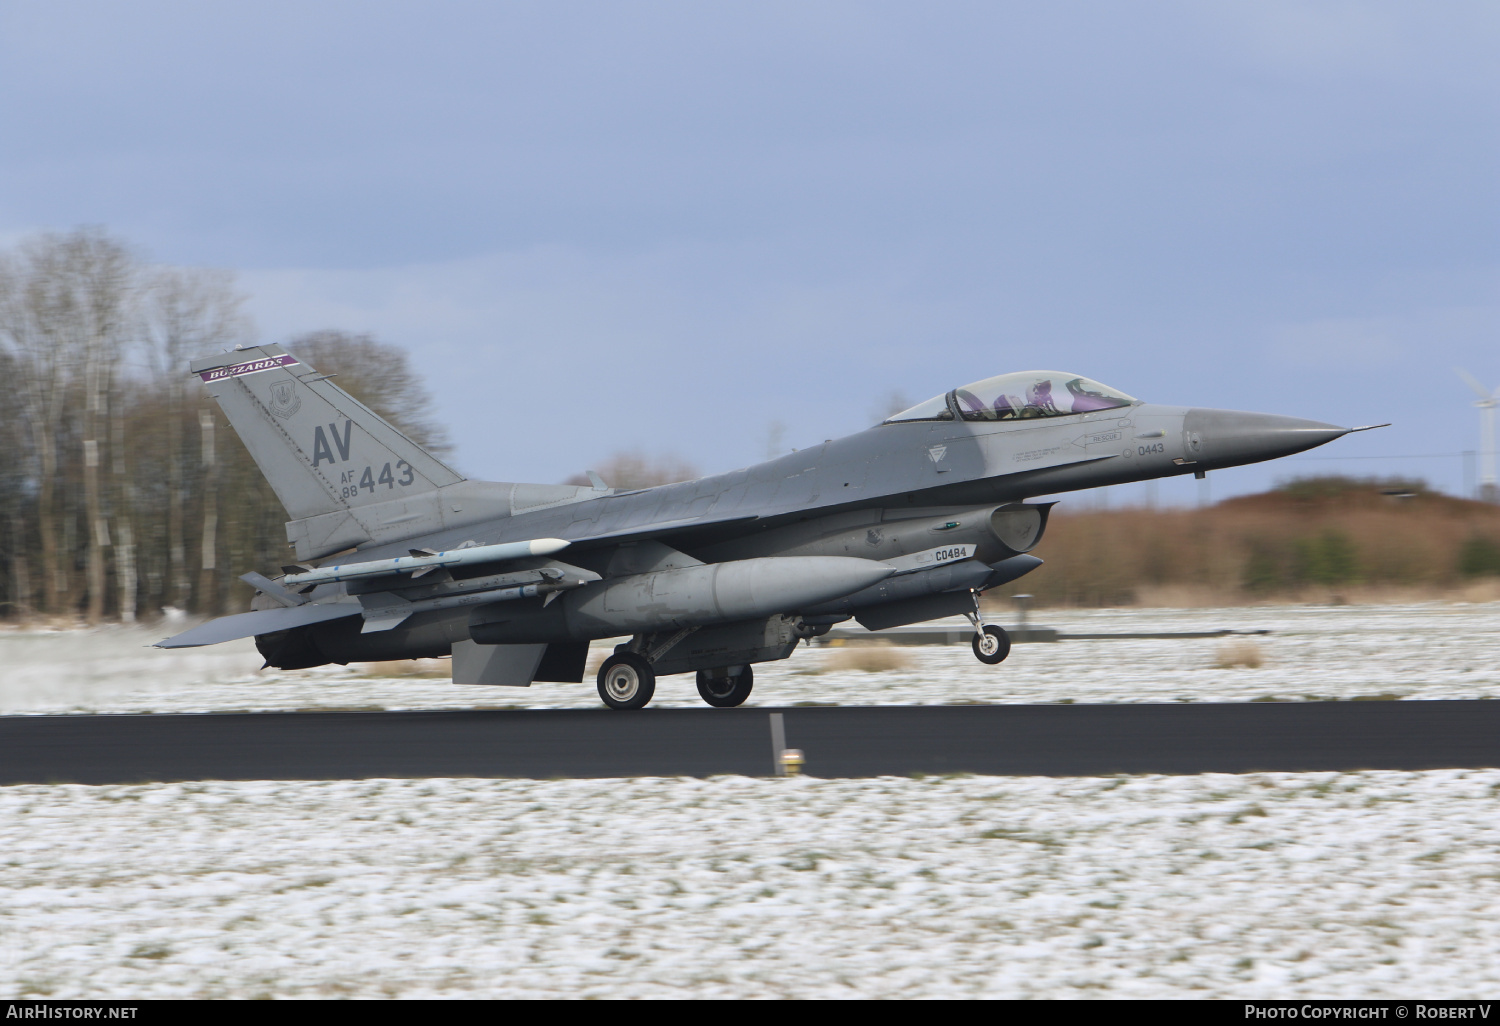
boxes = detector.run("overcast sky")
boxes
[2,1,1496,504]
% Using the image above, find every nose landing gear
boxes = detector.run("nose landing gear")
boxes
[965,599,1012,665]
[971,624,1011,664]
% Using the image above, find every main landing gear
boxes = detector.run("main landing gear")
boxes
[597,652,656,710]
[965,602,1011,666]
[596,650,756,710]
[696,665,754,708]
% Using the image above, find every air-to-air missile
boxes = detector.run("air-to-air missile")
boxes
[280,537,571,591]
[162,348,1376,709]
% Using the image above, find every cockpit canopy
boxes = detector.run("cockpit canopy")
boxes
[884,371,1137,424]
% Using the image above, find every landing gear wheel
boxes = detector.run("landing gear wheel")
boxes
[696,665,754,708]
[597,652,656,710]
[972,625,1011,665]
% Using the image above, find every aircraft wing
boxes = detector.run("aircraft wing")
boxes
[155,601,362,649]
[566,514,759,547]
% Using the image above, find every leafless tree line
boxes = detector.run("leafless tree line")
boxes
[0,228,448,625]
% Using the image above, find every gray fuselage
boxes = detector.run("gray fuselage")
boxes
[276,403,1343,668]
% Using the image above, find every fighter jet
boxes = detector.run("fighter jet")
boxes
[158,345,1378,709]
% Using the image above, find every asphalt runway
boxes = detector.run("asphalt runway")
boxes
[3,700,1499,784]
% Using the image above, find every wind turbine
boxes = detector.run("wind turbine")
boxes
[1457,368,1500,503]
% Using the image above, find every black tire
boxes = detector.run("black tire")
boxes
[972,625,1011,665]
[696,665,754,708]
[597,652,656,710]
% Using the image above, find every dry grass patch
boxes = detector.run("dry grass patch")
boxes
[1455,579,1500,604]
[354,658,451,678]
[1213,639,1265,669]
[824,642,912,673]
[978,479,1500,608]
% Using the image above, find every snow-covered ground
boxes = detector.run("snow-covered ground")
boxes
[4,604,1499,999]
[3,770,1498,999]
[1,601,1496,715]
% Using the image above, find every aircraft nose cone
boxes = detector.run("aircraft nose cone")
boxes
[1184,409,1349,468]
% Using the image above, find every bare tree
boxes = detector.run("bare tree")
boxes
[0,231,467,624]
[111,382,136,622]
[141,267,253,611]
[75,235,134,623]
[565,450,700,490]
[0,229,134,621]
[0,239,72,614]
[0,347,33,621]
[197,409,219,614]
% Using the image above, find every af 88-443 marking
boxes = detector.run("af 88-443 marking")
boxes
[336,461,416,499]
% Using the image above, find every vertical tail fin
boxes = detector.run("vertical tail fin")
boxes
[192,344,466,558]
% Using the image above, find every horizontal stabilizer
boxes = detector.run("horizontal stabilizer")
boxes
[155,601,361,648]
